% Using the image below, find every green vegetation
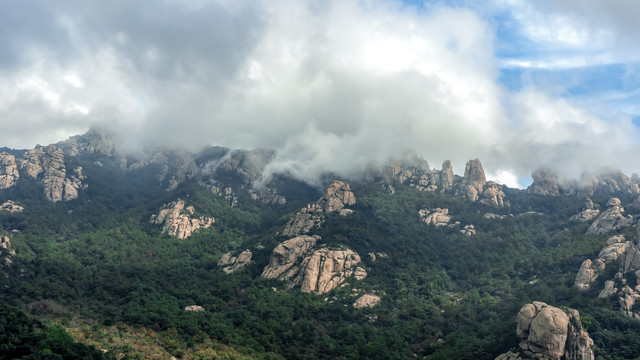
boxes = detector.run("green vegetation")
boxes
[1,166,639,359]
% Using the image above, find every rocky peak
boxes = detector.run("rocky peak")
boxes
[261,235,320,280]
[317,180,356,213]
[439,160,454,189]
[57,127,128,169]
[150,199,215,239]
[382,154,430,184]
[457,159,486,202]
[570,197,600,223]
[154,151,197,191]
[0,152,19,189]
[496,302,594,360]
[479,181,506,207]
[527,167,561,196]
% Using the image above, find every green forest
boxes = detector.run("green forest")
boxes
[1,156,640,360]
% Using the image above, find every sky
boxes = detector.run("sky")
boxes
[1,0,640,187]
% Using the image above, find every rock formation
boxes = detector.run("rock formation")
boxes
[585,198,634,235]
[439,160,454,190]
[249,188,286,205]
[282,180,356,237]
[419,208,451,227]
[17,145,85,202]
[457,159,486,202]
[528,167,640,197]
[574,234,630,290]
[300,249,366,293]
[0,200,23,213]
[261,235,366,294]
[154,151,197,191]
[184,305,205,312]
[0,236,15,265]
[150,199,215,239]
[570,197,600,223]
[353,294,381,309]
[58,127,128,169]
[479,181,506,207]
[261,235,320,281]
[198,179,238,207]
[460,225,476,236]
[218,249,252,274]
[0,152,19,189]
[495,302,594,360]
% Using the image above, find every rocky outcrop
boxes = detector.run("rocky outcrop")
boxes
[282,180,356,237]
[479,181,506,207]
[0,236,15,265]
[261,235,366,294]
[198,179,238,207]
[527,167,562,196]
[460,224,476,236]
[218,249,252,274]
[17,145,85,202]
[528,167,640,197]
[58,127,128,169]
[585,198,634,235]
[300,249,366,294]
[261,235,320,281]
[0,200,23,213]
[439,160,454,190]
[155,151,197,191]
[150,199,214,239]
[0,152,19,189]
[457,159,486,202]
[184,305,205,312]
[317,180,356,212]
[419,208,451,227]
[353,294,381,309]
[382,155,431,184]
[496,302,594,360]
[570,197,600,223]
[249,188,286,205]
[575,234,630,290]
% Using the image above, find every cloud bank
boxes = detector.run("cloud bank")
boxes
[0,0,638,187]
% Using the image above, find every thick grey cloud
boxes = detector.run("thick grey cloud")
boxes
[0,0,638,187]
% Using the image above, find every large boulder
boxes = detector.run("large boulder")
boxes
[480,181,506,207]
[150,199,215,239]
[0,200,23,213]
[497,302,594,360]
[527,167,561,196]
[261,235,320,281]
[0,152,19,189]
[439,160,454,189]
[353,294,381,309]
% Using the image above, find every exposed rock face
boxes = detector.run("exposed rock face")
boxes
[184,305,205,312]
[570,197,600,223]
[282,205,325,237]
[261,235,320,281]
[0,236,15,256]
[479,181,506,207]
[585,198,634,235]
[457,159,486,202]
[419,208,450,227]
[218,249,252,274]
[317,180,356,212]
[382,155,430,184]
[460,224,476,236]
[300,249,366,294]
[150,199,214,239]
[58,127,128,169]
[575,235,630,290]
[0,200,23,213]
[527,167,561,196]
[353,294,381,309]
[261,235,366,294]
[0,152,19,189]
[496,302,594,360]
[282,180,356,236]
[198,179,238,207]
[155,151,197,191]
[598,280,617,299]
[439,160,454,189]
[249,188,286,205]
[17,145,85,202]
[618,285,640,319]
[528,167,640,197]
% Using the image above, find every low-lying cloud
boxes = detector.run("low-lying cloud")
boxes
[0,0,638,188]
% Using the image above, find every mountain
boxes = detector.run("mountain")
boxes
[2,129,640,359]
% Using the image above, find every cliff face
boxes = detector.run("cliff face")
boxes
[0,152,19,189]
[528,167,640,197]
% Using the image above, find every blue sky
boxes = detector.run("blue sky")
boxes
[1,0,639,187]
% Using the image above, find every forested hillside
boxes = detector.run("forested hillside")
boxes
[2,132,640,359]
